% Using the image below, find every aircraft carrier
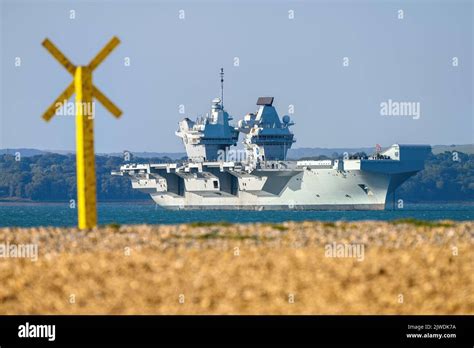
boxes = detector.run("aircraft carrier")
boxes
[112,70,431,210]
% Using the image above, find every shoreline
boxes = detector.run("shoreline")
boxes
[0,200,154,206]
[0,200,472,206]
[0,221,472,314]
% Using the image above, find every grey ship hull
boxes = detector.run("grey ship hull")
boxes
[156,204,385,211]
[115,144,431,211]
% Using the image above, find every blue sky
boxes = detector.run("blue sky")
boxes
[1,0,472,153]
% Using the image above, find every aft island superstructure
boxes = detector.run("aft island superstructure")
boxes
[113,70,431,210]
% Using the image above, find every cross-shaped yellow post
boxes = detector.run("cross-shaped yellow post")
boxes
[41,37,122,229]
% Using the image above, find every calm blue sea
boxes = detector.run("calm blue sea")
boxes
[0,202,472,227]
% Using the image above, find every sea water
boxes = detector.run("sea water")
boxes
[0,202,472,227]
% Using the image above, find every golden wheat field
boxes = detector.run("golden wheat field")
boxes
[0,220,472,314]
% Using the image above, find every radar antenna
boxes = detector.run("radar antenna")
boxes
[220,67,224,108]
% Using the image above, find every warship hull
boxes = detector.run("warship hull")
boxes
[116,145,431,211]
[112,87,431,210]
[149,170,389,210]
[155,204,386,211]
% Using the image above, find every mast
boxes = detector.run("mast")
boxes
[220,67,224,108]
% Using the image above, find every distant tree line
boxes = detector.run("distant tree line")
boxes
[396,151,473,202]
[0,152,472,202]
[0,154,163,201]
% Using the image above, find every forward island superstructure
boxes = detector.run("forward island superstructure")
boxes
[113,70,431,210]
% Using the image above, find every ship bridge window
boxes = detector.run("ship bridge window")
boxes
[213,180,218,188]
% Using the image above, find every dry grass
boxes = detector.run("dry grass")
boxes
[0,221,472,314]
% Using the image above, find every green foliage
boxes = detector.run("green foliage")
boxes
[391,218,455,228]
[189,221,233,227]
[397,151,474,202]
[106,222,121,231]
[0,153,151,201]
[267,224,289,231]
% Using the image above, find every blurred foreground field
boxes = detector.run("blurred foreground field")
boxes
[0,220,472,314]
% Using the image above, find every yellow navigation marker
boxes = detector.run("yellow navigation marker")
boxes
[41,37,122,229]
